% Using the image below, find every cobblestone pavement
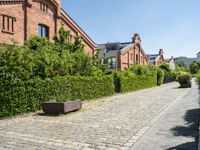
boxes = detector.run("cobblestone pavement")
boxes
[131,79,199,150]
[0,82,190,150]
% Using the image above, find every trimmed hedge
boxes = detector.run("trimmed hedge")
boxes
[113,72,157,93]
[0,76,115,117]
[120,75,157,93]
[157,68,164,86]
[177,72,192,88]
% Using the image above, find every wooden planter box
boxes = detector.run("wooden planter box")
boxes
[42,100,82,114]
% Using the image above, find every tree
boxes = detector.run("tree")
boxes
[189,61,200,74]
[93,49,108,73]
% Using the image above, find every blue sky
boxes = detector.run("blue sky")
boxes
[62,0,200,58]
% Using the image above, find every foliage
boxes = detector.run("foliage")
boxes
[113,65,157,93]
[0,45,34,80]
[119,74,157,93]
[175,61,189,72]
[196,71,200,87]
[0,27,106,79]
[129,64,146,75]
[177,72,192,88]
[25,36,53,51]
[0,75,115,117]
[159,63,172,73]
[93,49,108,74]
[159,63,176,83]
[157,68,164,86]
[189,61,200,74]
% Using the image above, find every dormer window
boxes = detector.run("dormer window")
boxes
[38,24,49,39]
[40,2,48,13]
[1,14,16,34]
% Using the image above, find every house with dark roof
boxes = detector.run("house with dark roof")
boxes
[98,34,148,72]
[147,49,164,66]
[148,49,176,70]
[164,57,176,70]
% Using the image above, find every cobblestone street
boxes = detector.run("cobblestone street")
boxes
[0,82,191,150]
[131,79,199,150]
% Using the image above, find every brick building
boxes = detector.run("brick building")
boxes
[98,34,148,72]
[148,49,164,66]
[0,0,96,54]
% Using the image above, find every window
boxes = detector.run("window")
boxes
[38,24,49,38]
[1,14,16,34]
[108,57,116,69]
[130,53,133,61]
[40,2,48,13]
[136,54,139,63]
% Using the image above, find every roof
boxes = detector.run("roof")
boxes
[98,42,132,52]
[147,54,159,60]
[98,41,148,60]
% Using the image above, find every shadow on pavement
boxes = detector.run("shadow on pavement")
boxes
[166,108,200,150]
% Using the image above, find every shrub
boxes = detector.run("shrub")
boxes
[189,61,200,75]
[129,64,146,75]
[159,63,176,83]
[0,76,115,117]
[113,70,157,93]
[157,68,164,86]
[120,74,157,93]
[196,72,200,87]
[177,72,192,88]
[159,63,172,73]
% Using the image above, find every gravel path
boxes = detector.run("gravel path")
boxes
[131,79,199,150]
[0,82,190,150]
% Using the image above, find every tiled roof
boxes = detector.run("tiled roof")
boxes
[147,54,159,60]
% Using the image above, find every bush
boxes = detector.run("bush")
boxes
[177,72,192,88]
[157,68,164,86]
[129,64,146,75]
[190,61,200,74]
[159,63,177,83]
[120,75,157,93]
[0,76,115,117]
[196,72,200,87]
[113,70,157,93]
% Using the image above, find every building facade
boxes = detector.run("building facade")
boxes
[148,49,164,66]
[164,56,176,70]
[98,34,148,72]
[0,0,96,54]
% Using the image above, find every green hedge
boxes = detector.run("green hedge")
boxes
[115,74,157,93]
[177,72,192,88]
[0,76,115,117]
[196,72,200,87]
[157,68,164,86]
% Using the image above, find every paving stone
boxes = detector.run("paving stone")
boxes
[131,79,199,150]
[0,82,190,149]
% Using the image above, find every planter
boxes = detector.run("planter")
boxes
[42,100,82,114]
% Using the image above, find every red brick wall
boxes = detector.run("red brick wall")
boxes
[0,0,96,55]
[0,4,25,44]
[119,45,148,70]
[27,0,57,42]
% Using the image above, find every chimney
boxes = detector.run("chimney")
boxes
[132,34,141,44]
[159,49,163,56]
